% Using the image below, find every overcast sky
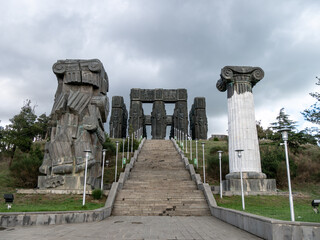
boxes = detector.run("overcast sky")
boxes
[0,0,319,137]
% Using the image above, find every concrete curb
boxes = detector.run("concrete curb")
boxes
[0,138,147,228]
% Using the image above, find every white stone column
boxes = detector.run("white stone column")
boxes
[217,66,265,179]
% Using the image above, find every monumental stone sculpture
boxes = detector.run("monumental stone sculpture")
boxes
[129,88,188,139]
[109,96,128,138]
[189,97,208,140]
[151,101,167,139]
[216,66,276,192]
[38,59,109,190]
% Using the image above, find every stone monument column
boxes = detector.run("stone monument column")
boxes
[151,101,166,139]
[216,66,267,181]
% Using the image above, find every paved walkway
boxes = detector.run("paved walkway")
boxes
[1,216,260,240]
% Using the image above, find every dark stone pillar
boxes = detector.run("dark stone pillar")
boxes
[151,101,166,139]
[109,96,127,138]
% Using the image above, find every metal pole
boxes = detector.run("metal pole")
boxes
[83,150,91,206]
[202,142,205,183]
[236,149,245,210]
[127,136,130,161]
[115,141,119,182]
[101,149,106,190]
[190,136,192,161]
[113,128,115,139]
[185,133,188,153]
[196,139,198,169]
[122,138,125,168]
[284,139,295,221]
[218,151,223,199]
[131,133,133,154]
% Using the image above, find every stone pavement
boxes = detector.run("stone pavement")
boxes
[1,216,260,240]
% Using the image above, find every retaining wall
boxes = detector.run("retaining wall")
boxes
[171,139,320,240]
[0,138,146,228]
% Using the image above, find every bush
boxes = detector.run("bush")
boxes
[102,135,116,159]
[9,144,43,188]
[91,189,103,200]
[207,153,229,182]
[120,138,139,152]
[260,144,297,187]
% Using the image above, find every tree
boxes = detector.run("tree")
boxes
[302,77,320,125]
[1,100,49,166]
[5,100,38,154]
[270,108,297,132]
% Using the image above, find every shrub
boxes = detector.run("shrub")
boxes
[91,189,102,200]
[9,144,43,188]
[207,153,229,182]
[102,136,116,159]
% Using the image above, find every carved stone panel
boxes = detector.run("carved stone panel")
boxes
[109,96,127,138]
[39,59,109,190]
[190,97,207,140]
[151,101,167,139]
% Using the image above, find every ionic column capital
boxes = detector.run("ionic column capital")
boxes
[216,66,264,93]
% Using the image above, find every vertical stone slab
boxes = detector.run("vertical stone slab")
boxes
[151,101,166,139]
[109,96,127,138]
[216,66,265,179]
[129,98,144,134]
[189,97,208,140]
[38,59,109,190]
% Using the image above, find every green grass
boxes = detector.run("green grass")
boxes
[0,193,106,212]
[215,194,320,223]
[178,139,226,184]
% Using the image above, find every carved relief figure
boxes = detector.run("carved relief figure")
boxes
[38,59,109,190]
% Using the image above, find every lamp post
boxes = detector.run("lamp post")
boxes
[115,141,119,182]
[83,150,91,206]
[101,149,107,190]
[195,139,198,169]
[235,149,245,210]
[122,138,125,168]
[217,150,223,199]
[201,142,206,183]
[279,128,295,222]
[185,133,188,153]
[127,136,130,161]
[131,133,133,154]
[190,135,192,161]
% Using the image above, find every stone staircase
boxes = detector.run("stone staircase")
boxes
[112,140,211,216]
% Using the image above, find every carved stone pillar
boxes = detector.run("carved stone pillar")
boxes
[109,96,127,138]
[151,101,166,139]
[129,100,144,135]
[173,101,188,134]
[216,66,276,193]
[38,59,109,190]
[189,97,208,140]
[217,66,265,177]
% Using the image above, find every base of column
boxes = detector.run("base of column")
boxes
[226,171,266,179]
[38,175,100,190]
[223,172,276,192]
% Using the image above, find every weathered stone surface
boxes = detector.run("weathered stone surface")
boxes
[216,66,275,192]
[129,100,145,135]
[129,88,188,139]
[189,97,208,140]
[151,101,167,139]
[109,96,127,138]
[172,101,188,138]
[38,59,109,190]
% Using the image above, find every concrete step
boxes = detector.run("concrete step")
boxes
[112,139,210,216]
